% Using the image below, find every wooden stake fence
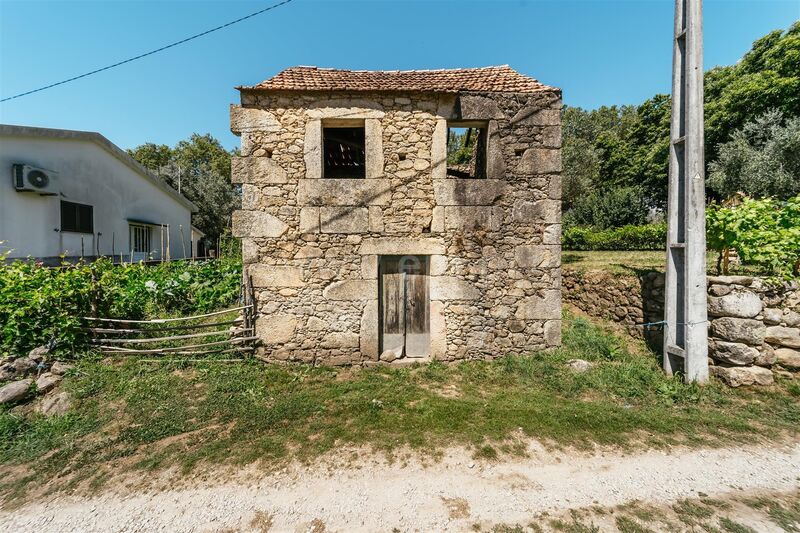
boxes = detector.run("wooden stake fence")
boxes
[84,304,257,358]
[83,266,259,360]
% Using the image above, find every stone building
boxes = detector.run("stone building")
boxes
[230,66,562,365]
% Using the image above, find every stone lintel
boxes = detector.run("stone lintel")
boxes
[457,95,504,120]
[359,237,446,256]
[305,100,385,120]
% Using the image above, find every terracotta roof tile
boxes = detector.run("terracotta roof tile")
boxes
[240,65,556,94]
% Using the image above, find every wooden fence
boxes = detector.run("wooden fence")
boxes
[83,274,258,359]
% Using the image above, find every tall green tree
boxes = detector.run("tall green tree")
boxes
[129,134,239,244]
[562,22,800,220]
[708,110,800,200]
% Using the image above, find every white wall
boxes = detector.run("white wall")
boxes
[0,134,193,261]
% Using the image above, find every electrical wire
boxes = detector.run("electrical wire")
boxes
[0,0,295,103]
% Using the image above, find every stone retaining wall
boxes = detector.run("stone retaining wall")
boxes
[563,269,800,385]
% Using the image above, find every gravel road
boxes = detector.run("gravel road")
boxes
[2,441,798,532]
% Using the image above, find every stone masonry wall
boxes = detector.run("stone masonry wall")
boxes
[231,89,563,365]
[563,268,800,385]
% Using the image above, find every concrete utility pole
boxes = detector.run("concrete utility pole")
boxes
[664,0,709,382]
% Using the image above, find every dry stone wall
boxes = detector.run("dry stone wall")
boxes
[231,89,563,365]
[563,268,800,384]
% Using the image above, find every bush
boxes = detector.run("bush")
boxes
[563,224,667,251]
[707,194,800,278]
[0,257,242,358]
[564,186,650,229]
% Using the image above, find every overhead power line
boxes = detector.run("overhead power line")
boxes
[0,0,295,103]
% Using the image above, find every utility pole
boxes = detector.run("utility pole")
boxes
[664,0,708,382]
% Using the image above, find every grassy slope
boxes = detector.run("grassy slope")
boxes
[562,251,768,277]
[1,313,798,500]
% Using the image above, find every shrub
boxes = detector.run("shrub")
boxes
[563,224,667,251]
[564,186,650,229]
[0,257,242,358]
[708,110,800,201]
[707,194,800,278]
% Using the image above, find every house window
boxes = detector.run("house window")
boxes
[129,224,152,253]
[446,121,488,179]
[60,201,93,233]
[323,123,366,179]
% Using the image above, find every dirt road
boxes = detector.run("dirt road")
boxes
[2,441,798,532]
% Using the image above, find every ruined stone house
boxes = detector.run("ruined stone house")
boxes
[230,66,562,365]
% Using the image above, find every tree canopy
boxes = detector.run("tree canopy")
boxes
[562,22,800,225]
[128,134,239,244]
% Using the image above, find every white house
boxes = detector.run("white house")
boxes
[0,124,198,263]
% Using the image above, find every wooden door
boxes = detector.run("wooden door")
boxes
[379,256,430,358]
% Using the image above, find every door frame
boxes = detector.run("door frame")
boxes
[377,254,431,359]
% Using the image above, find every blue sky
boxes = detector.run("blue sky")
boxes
[1,0,798,151]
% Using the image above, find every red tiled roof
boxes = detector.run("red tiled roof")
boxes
[240,65,557,94]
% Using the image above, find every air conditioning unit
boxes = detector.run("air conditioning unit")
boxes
[12,164,59,195]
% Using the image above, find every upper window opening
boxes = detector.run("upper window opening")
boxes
[60,200,93,233]
[323,124,366,179]
[447,121,488,179]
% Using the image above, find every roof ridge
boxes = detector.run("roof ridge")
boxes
[240,65,558,94]
[288,65,513,74]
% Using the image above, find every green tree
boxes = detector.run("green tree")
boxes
[563,22,800,221]
[708,110,800,200]
[564,186,650,230]
[128,134,239,244]
[561,105,638,209]
[705,22,800,161]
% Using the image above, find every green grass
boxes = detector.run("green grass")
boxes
[742,495,800,532]
[562,251,769,277]
[1,312,798,501]
[719,517,757,533]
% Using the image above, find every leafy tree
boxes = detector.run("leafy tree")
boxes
[564,186,650,230]
[705,22,800,161]
[129,134,239,244]
[561,105,638,209]
[563,22,800,221]
[127,142,172,171]
[708,110,800,200]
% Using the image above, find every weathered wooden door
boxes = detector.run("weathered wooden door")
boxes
[379,256,430,358]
